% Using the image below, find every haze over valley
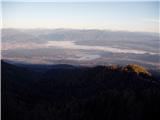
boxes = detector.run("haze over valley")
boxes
[2,29,160,70]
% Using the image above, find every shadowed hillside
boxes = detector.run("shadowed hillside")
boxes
[2,61,160,120]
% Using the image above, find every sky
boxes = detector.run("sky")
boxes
[1,1,159,33]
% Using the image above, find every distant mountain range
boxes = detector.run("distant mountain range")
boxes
[2,29,160,69]
[2,60,160,120]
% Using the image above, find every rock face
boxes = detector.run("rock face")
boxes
[123,64,151,77]
[97,64,152,79]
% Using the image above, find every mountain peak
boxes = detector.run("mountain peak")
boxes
[123,64,151,76]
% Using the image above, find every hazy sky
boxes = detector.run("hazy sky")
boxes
[2,1,159,32]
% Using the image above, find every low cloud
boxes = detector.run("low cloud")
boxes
[46,41,158,55]
[2,40,159,55]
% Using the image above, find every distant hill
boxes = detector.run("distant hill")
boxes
[2,61,160,120]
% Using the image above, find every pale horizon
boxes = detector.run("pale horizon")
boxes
[2,1,159,33]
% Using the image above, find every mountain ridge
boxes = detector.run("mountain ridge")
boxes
[2,60,160,120]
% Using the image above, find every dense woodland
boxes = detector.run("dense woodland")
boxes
[2,61,160,120]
